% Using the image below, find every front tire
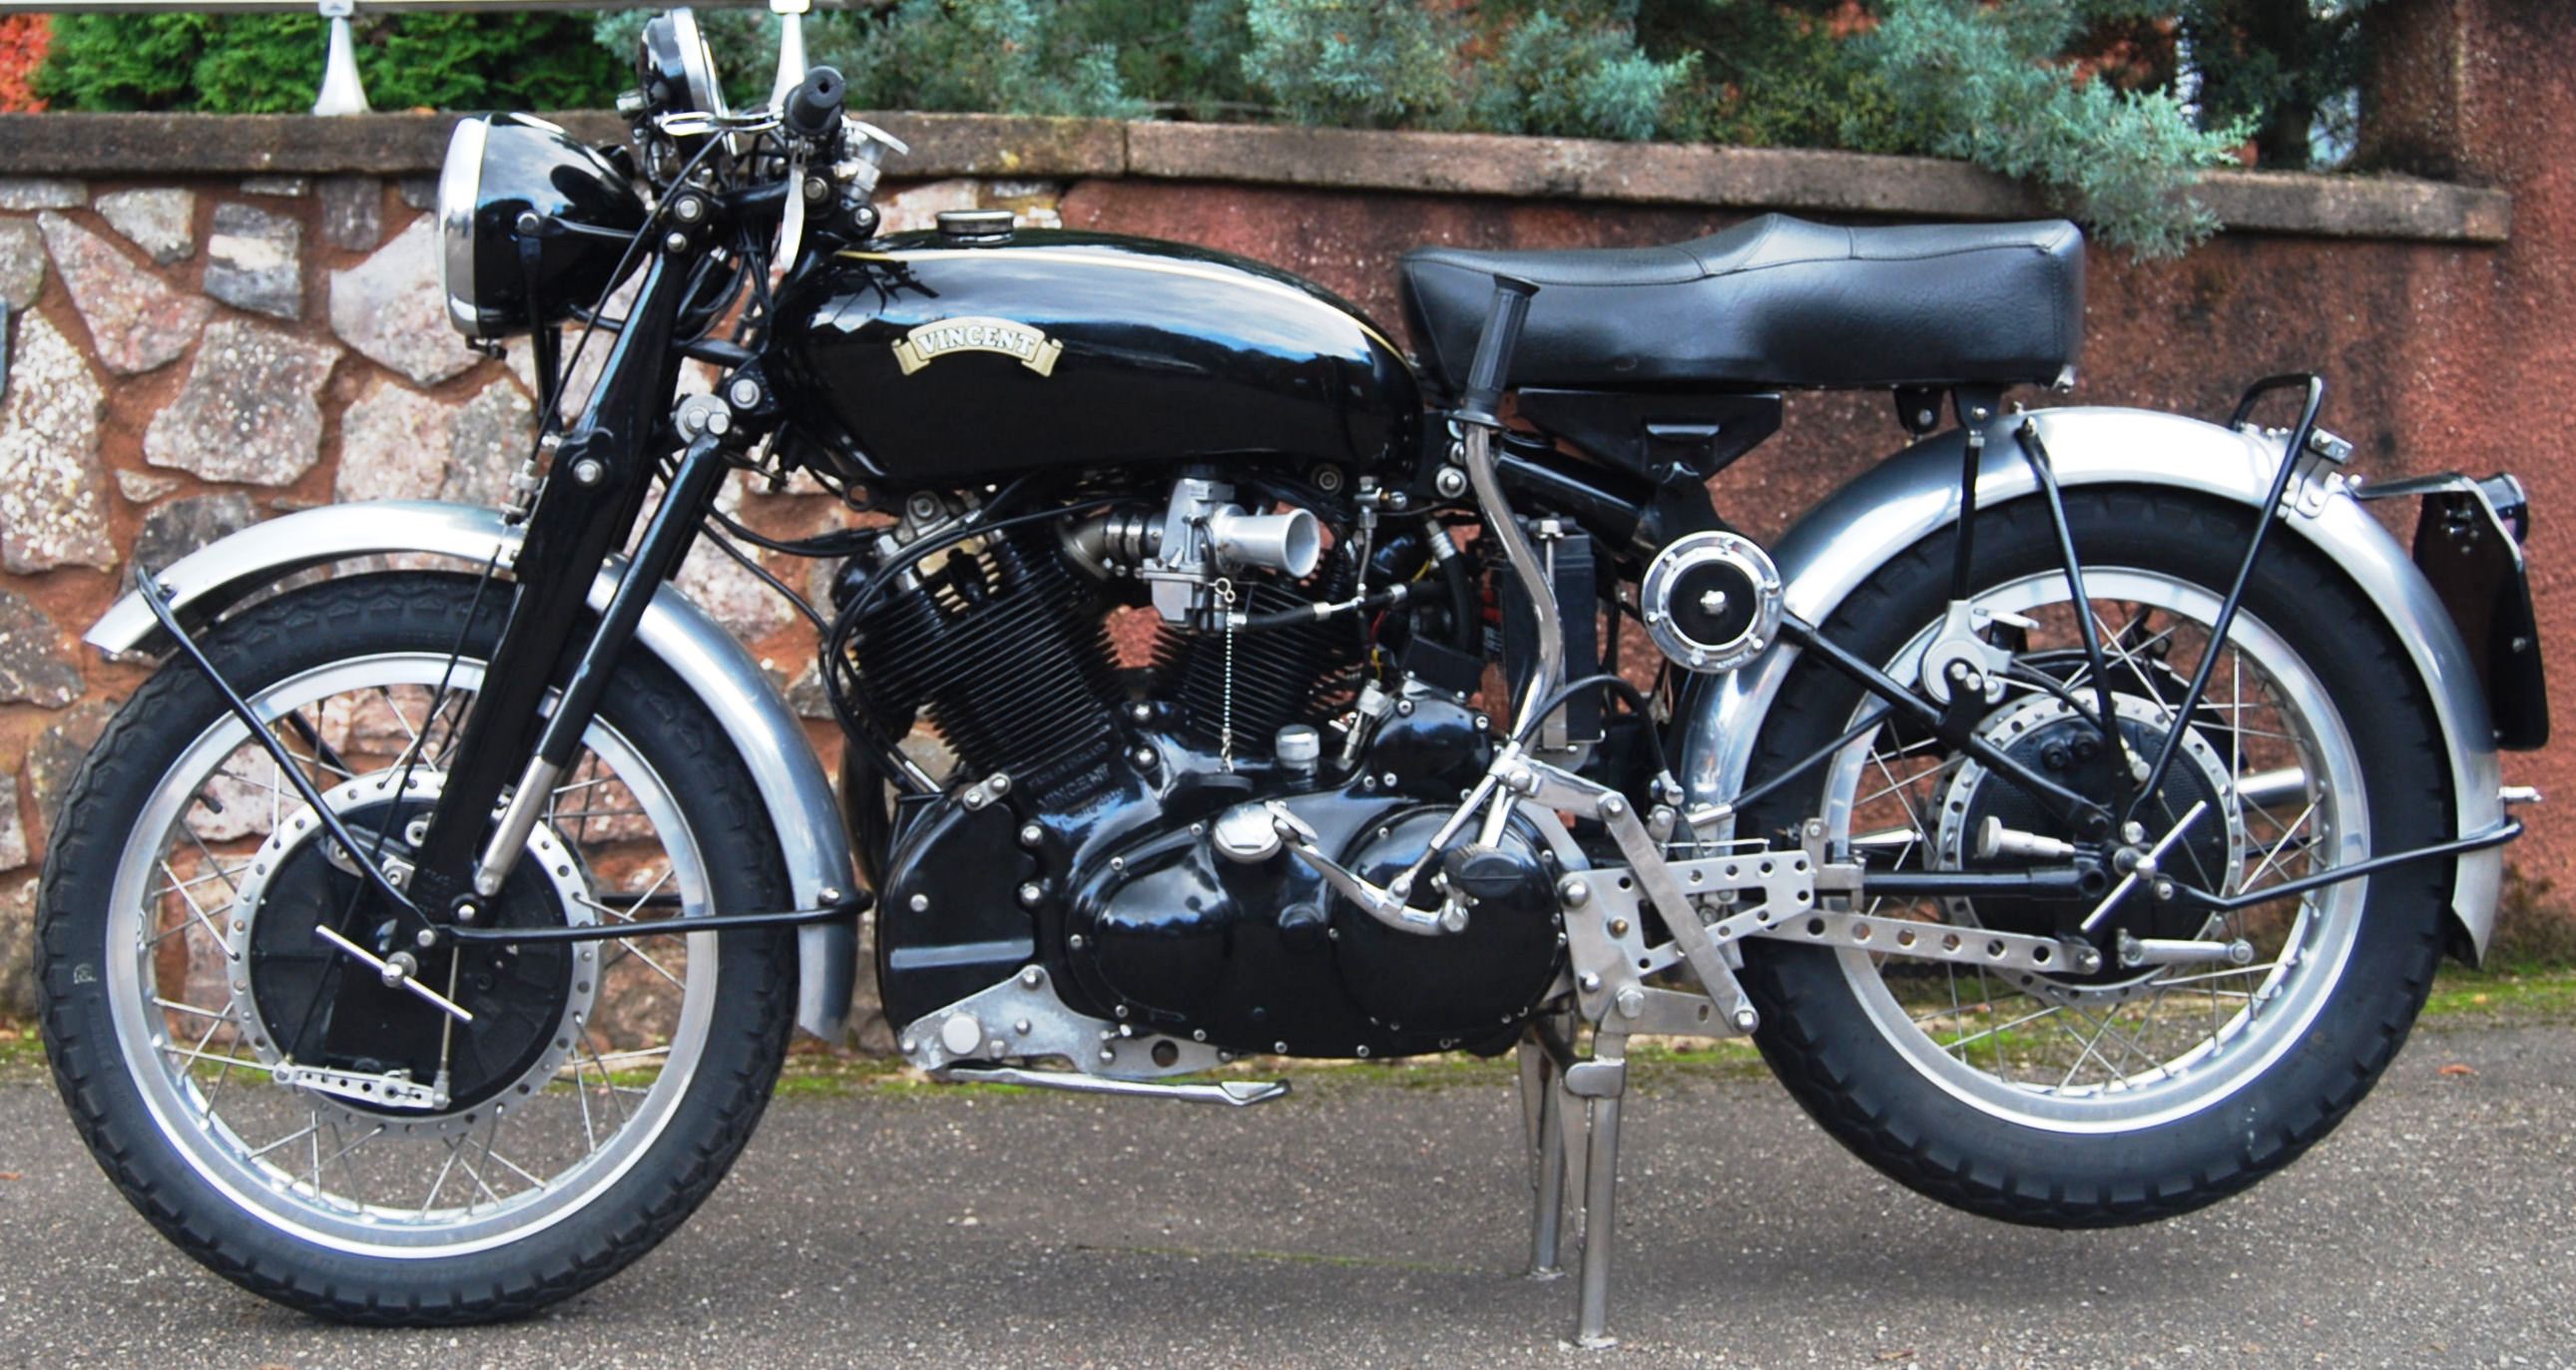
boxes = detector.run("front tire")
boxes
[1738,488,2452,1226]
[39,573,797,1322]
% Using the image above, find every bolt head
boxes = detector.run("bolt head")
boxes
[1017,881,1044,907]
[1733,1007,1760,1032]
[572,458,604,486]
[1019,966,1043,987]
[908,892,930,913]
[1579,973,1602,993]
[1560,878,1591,907]
[1018,822,1044,847]
[728,377,763,409]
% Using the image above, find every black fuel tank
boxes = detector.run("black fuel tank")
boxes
[771,229,1419,484]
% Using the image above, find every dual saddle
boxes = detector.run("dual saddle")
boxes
[1398,213,2086,394]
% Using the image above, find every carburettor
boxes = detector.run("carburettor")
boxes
[1067,476,1323,627]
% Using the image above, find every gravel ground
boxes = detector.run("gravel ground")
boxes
[1,1020,2571,1369]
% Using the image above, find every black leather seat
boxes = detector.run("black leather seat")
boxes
[1398,214,2084,393]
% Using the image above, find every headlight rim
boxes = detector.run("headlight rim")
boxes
[436,116,492,339]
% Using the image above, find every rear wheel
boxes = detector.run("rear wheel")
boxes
[1739,488,2451,1224]
[39,574,796,1321]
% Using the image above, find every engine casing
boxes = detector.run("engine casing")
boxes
[870,692,1564,1059]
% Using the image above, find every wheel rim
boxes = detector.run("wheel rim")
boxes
[1815,569,2369,1134]
[104,654,721,1257]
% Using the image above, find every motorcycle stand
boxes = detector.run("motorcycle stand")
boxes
[1519,1014,1631,1349]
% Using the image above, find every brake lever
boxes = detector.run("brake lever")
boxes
[776,144,809,265]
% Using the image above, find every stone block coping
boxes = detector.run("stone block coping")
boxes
[0,110,2511,245]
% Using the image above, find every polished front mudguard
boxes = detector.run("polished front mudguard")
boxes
[1680,406,2508,961]
[85,500,861,1038]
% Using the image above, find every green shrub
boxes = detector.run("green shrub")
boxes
[1862,0,2248,257]
[1238,0,1466,129]
[811,0,1148,121]
[39,11,621,113]
[1468,8,1698,142]
[32,0,2394,259]
[1640,1,1905,153]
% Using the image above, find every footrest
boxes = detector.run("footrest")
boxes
[939,1065,1288,1107]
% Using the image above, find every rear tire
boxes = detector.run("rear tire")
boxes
[1738,488,2451,1226]
[39,574,797,1322]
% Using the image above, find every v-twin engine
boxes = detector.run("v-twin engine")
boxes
[843,491,1568,1059]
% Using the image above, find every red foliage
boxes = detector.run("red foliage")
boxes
[0,14,49,113]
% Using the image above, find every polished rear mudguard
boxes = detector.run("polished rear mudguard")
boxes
[1680,406,2509,961]
[86,501,861,1039]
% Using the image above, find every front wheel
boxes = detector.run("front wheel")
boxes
[38,573,797,1322]
[1737,487,2453,1226]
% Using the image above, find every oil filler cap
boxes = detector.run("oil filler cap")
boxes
[936,209,1016,244]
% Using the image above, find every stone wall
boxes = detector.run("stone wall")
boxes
[0,0,2567,1028]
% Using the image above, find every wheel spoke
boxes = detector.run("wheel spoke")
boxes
[111,650,724,1246]
[1803,563,2361,1128]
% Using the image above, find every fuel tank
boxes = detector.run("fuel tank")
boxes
[770,228,1420,485]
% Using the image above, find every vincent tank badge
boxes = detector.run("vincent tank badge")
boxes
[891,315,1063,376]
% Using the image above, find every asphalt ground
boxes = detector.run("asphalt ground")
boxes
[1,1015,2571,1369]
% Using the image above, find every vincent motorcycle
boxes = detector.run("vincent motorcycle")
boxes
[35,11,2546,1344]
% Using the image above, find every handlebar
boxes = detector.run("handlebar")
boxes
[782,65,847,145]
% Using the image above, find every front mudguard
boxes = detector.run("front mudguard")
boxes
[1680,406,2509,962]
[85,500,862,1039]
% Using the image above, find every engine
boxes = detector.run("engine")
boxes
[841,477,1567,1060]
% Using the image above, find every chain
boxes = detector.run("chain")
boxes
[1214,576,1238,772]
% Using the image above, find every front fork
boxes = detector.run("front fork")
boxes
[392,250,739,927]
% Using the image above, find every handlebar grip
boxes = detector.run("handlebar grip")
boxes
[783,65,847,141]
[1455,274,1538,429]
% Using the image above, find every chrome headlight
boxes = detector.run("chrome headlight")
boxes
[434,114,648,340]
[435,116,490,337]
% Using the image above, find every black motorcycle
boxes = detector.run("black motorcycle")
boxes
[35,11,2546,1345]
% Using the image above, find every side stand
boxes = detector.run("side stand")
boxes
[1517,1020,1632,1348]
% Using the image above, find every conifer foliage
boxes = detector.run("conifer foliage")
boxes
[32,1,2390,256]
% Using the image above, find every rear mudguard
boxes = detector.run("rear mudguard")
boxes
[85,500,861,1039]
[1680,405,2508,961]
